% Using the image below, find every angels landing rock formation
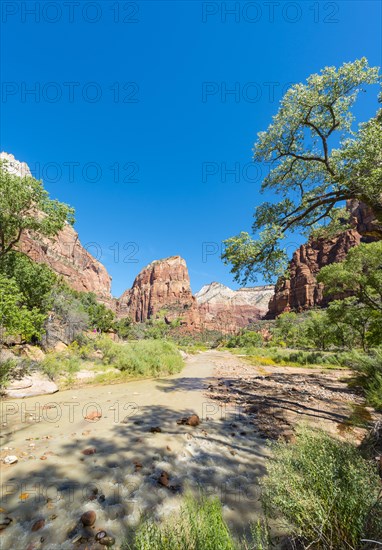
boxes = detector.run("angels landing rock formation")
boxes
[195,282,274,332]
[116,256,201,328]
[116,257,274,331]
[1,152,112,301]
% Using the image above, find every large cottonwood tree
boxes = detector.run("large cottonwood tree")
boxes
[223,59,382,283]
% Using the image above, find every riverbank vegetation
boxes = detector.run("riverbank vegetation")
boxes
[125,427,381,550]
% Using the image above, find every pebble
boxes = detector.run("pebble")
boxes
[158,471,170,487]
[99,535,116,547]
[31,518,45,532]
[149,426,162,433]
[3,455,18,464]
[0,514,12,530]
[81,510,96,527]
[82,447,97,455]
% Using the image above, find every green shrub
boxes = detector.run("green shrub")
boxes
[0,358,17,388]
[344,349,382,410]
[40,351,81,380]
[227,331,264,350]
[97,338,184,377]
[126,494,238,550]
[261,426,382,549]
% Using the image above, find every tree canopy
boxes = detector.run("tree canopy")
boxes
[223,58,382,284]
[0,159,75,258]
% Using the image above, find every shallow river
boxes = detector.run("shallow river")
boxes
[0,351,270,549]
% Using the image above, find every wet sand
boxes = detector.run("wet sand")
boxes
[0,351,270,549]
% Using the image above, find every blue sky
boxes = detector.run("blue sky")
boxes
[1,0,381,297]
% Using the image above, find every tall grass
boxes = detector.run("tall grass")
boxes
[126,494,238,550]
[97,338,184,376]
[261,426,382,549]
[343,349,382,411]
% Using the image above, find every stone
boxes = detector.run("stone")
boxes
[149,426,162,433]
[3,455,18,464]
[99,535,116,547]
[21,345,45,362]
[158,471,170,487]
[0,514,12,530]
[82,448,97,456]
[4,373,58,399]
[177,414,200,427]
[31,518,45,532]
[81,510,96,527]
[84,411,102,421]
[54,342,68,352]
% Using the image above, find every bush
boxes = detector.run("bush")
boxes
[344,349,382,410]
[40,351,81,381]
[226,331,264,350]
[0,358,17,388]
[261,426,382,549]
[97,338,184,377]
[126,494,238,550]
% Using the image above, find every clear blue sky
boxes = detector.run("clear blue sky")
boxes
[1,1,381,297]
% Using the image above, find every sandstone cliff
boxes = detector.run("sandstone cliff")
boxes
[19,226,112,301]
[116,256,201,328]
[267,229,362,317]
[196,282,274,331]
[1,152,112,301]
[267,200,379,317]
[116,257,273,332]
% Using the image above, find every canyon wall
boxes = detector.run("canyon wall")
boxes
[1,152,112,302]
[116,258,273,332]
[267,200,380,317]
[196,282,274,332]
[116,256,201,328]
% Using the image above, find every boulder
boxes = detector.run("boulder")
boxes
[4,373,58,398]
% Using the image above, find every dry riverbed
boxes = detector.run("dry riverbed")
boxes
[1,350,377,549]
[0,351,270,550]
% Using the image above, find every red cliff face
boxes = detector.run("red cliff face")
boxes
[267,229,362,317]
[196,282,274,332]
[1,152,112,302]
[116,257,274,332]
[267,200,380,317]
[19,225,112,302]
[116,256,201,328]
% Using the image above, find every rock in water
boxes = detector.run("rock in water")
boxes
[81,510,96,527]
[31,518,45,532]
[158,471,170,487]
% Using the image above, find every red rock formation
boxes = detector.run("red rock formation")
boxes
[19,225,112,302]
[196,282,274,332]
[267,201,380,317]
[1,152,112,302]
[116,256,201,328]
[267,229,363,317]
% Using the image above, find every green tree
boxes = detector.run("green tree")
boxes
[272,311,304,347]
[87,303,115,332]
[327,298,381,351]
[0,275,45,341]
[0,160,74,258]
[317,241,382,312]
[0,251,57,312]
[303,310,332,350]
[223,59,381,283]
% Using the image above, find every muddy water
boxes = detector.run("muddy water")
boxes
[0,351,270,549]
